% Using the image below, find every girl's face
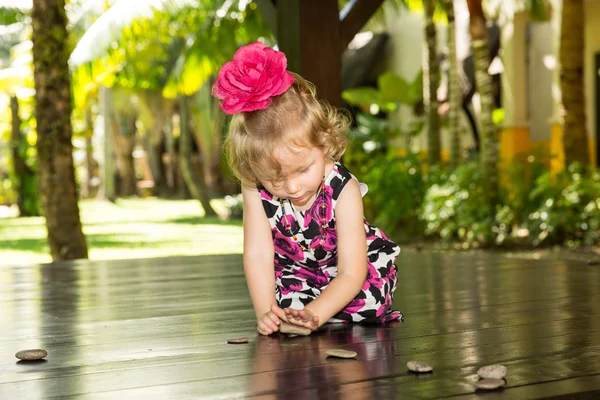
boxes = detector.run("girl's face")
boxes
[262,144,330,208]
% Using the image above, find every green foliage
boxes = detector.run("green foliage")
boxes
[379,70,423,105]
[71,0,272,103]
[342,70,423,112]
[500,151,550,225]
[362,153,427,240]
[0,6,27,25]
[0,94,39,215]
[417,156,600,248]
[343,107,427,240]
[420,161,496,244]
[13,172,40,216]
[525,164,600,247]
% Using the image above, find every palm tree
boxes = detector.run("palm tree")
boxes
[443,0,461,168]
[31,0,88,260]
[466,0,498,203]
[560,0,589,166]
[423,0,441,165]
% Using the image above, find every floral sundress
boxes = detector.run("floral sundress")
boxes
[258,162,402,323]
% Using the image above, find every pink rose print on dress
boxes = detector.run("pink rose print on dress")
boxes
[343,298,366,314]
[274,259,284,280]
[312,225,337,252]
[273,229,304,261]
[212,42,295,114]
[296,268,329,289]
[304,185,333,229]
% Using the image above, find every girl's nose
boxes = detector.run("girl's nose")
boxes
[286,180,300,195]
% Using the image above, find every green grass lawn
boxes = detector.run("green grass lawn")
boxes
[0,198,243,266]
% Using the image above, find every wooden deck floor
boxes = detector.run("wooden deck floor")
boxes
[1,252,599,399]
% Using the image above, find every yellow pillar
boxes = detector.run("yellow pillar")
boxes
[500,11,531,165]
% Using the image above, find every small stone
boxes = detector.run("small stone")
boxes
[227,337,249,344]
[15,349,47,361]
[326,349,357,359]
[407,360,433,373]
[280,323,311,336]
[588,259,599,266]
[477,364,507,379]
[475,378,506,390]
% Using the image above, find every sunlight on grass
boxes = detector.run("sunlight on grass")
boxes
[0,198,243,266]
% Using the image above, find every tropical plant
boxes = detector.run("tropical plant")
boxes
[420,161,496,244]
[0,40,39,216]
[69,0,271,213]
[526,164,600,246]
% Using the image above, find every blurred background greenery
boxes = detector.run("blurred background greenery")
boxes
[1,0,598,265]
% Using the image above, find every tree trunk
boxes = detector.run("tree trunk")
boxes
[423,0,441,165]
[560,0,589,166]
[445,0,462,169]
[83,109,98,199]
[31,0,88,261]
[140,92,173,197]
[99,86,116,202]
[467,0,498,203]
[10,96,40,217]
[165,114,177,195]
[179,95,218,217]
[191,82,227,197]
[145,133,167,196]
[110,113,137,197]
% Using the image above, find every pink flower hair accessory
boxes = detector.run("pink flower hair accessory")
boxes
[212,41,295,114]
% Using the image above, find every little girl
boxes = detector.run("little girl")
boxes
[213,42,402,336]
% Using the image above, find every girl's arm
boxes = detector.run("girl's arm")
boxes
[303,178,368,326]
[242,185,278,319]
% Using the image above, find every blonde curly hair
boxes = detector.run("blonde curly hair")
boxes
[224,73,350,187]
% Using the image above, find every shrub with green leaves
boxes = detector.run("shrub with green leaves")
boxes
[525,163,600,246]
[420,161,496,245]
[361,153,427,241]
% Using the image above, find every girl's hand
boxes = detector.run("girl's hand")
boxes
[284,307,320,331]
[257,304,289,335]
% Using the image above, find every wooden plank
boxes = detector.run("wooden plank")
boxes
[1,252,599,398]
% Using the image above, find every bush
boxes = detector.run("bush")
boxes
[420,161,497,245]
[361,153,427,241]
[525,163,600,246]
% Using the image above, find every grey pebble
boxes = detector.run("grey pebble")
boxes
[475,378,506,390]
[326,349,357,359]
[477,364,507,379]
[16,349,47,361]
[407,360,433,373]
